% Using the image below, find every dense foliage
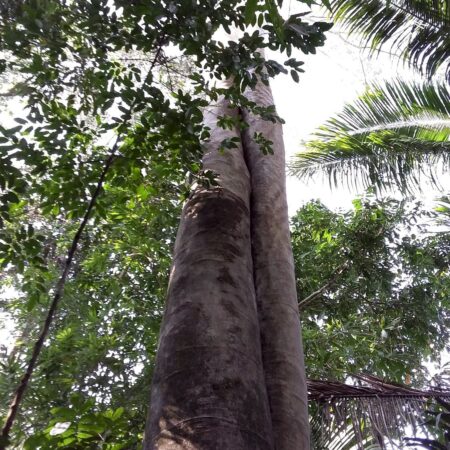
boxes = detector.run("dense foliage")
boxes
[293,198,450,383]
[295,199,450,449]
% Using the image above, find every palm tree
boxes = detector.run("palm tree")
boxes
[290,80,450,193]
[290,0,450,194]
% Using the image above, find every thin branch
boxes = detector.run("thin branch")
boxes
[331,30,404,59]
[298,261,349,309]
[0,44,163,448]
[0,91,18,98]
[0,151,117,447]
[0,76,35,98]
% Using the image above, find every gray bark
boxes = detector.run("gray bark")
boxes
[144,98,274,449]
[242,81,310,450]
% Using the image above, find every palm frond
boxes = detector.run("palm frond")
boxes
[308,374,450,450]
[329,0,450,80]
[311,415,379,450]
[289,80,450,194]
[314,80,450,138]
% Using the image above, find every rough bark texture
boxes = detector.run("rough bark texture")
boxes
[242,81,310,450]
[144,99,274,450]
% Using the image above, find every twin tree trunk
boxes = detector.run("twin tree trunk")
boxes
[144,79,309,449]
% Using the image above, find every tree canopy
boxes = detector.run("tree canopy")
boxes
[1,0,450,448]
[0,0,333,447]
[293,198,450,383]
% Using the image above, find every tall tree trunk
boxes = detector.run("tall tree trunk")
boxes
[242,80,310,450]
[144,98,274,449]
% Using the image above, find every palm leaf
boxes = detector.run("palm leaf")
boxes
[311,403,381,450]
[328,0,450,80]
[289,80,450,194]
[311,416,380,450]
[308,375,450,450]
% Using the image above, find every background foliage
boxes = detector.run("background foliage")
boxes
[293,198,450,383]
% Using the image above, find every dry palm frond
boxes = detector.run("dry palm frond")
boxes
[308,374,450,450]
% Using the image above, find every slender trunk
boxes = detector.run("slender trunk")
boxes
[242,80,310,450]
[144,98,274,449]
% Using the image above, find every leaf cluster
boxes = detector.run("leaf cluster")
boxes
[292,198,450,382]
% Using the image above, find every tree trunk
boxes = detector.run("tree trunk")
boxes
[144,98,274,449]
[241,80,310,450]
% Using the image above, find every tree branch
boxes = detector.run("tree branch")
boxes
[0,91,18,98]
[0,150,116,448]
[298,261,350,310]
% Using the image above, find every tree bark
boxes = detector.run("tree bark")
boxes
[144,98,274,449]
[241,80,310,450]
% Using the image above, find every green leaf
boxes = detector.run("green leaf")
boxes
[321,0,332,11]
[265,0,285,41]
[290,80,450,193]
[245,0,259,24]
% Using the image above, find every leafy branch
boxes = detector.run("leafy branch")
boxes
[298,260,349,309]
[0,151,116,448]
[0,45,163,448]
